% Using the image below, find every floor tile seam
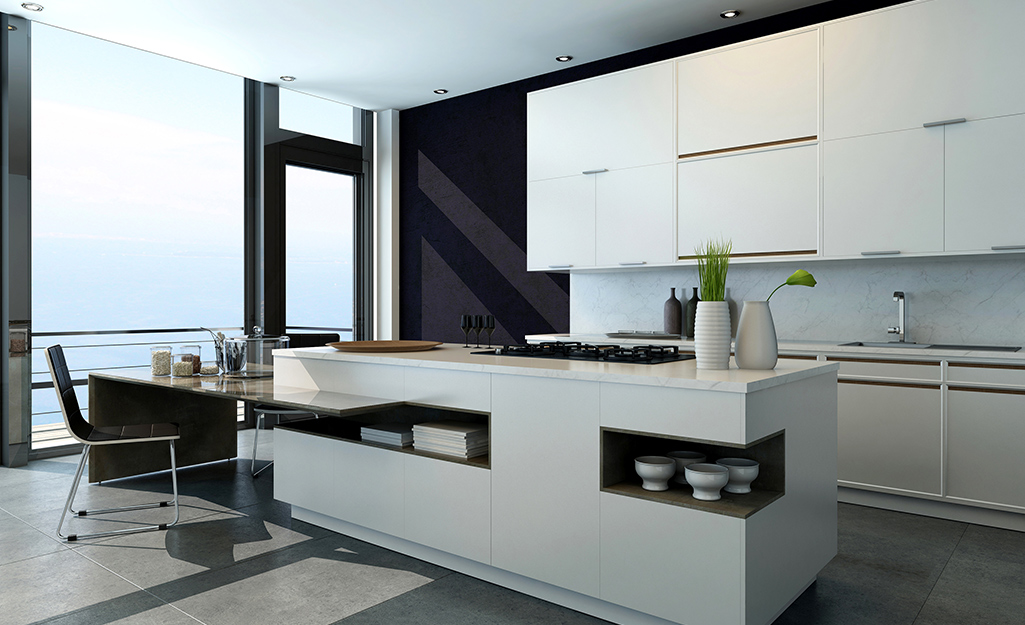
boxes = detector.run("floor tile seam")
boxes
[0,506,79,549]
[910,522,971,625]
[0,541,78,570]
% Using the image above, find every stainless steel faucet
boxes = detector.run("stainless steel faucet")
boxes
[887,291,907,343]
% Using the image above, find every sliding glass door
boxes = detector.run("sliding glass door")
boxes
[284,164,356,340]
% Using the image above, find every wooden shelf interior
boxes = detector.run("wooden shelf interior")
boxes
[278,404,490,469]
[601,427,785,518]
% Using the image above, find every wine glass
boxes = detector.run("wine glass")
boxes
[485,315,496,347]
[472,315,484,348]
[460,315,472,347]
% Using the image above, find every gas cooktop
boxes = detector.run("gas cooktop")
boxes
[475,341,695,365]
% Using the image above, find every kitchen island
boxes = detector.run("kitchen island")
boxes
[272,344,839,625]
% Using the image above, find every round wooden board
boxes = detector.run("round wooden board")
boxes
[327,340,442,353]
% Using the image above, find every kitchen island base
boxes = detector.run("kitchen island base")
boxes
[291,506,816,625]
[272,345,839,625]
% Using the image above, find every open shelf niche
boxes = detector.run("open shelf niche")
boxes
[601,427,785,518]
[278,403,490,469]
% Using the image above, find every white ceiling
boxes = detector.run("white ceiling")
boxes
[1,0,829,111]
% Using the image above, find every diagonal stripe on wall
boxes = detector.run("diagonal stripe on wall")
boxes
[420,237,515,346]
[418,151,566,330]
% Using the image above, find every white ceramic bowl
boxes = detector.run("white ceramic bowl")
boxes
[716,458,760,494]
[684,463,730,501]
[665,451,706,484]
[635,456,677,491]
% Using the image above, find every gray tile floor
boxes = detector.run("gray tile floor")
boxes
[1,430,1022,625]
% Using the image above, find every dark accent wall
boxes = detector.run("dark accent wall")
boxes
[399,0,910,344]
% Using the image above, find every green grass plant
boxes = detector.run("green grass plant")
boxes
[696,238,731,301]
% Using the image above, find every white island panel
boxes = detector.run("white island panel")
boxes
[491,374,601,597]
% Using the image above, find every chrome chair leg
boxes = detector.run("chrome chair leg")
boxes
[252,412,272,477]
[57,441,181,542]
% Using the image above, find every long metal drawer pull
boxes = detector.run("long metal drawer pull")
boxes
[618,261,647,266]
[922,118,967,128]
[582,168,608,175]
[547,264,573,269]
[861,250,901,256]
[991,245,1025,251]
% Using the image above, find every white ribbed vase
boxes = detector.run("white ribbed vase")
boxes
[694,301,731,370]
[735,301,778,370]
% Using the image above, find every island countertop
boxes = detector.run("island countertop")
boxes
[273,343,837,394]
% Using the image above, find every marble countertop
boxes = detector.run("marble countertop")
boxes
[525,334,1025,365]
[91,369,401,416]
[274,343,838,394]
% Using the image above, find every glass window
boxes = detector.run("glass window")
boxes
[279,88,358,145]
[31,24,244,446]
[285,164,355,339]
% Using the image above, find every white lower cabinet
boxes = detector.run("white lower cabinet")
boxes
[490,375,601,597]
[823,128,944,257]
[600,493,743,625]
[404,454,491,563]
[837,381,942,495]
[946,388,1025,510]
[333,439,406,537]
[275,429,340,517]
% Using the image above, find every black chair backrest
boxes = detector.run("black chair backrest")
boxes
[44,345,93,443]
[286,333,340,349]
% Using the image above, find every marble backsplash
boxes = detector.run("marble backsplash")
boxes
[570,255,1025,346]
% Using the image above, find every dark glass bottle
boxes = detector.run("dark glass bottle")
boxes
[684,287,700,338]
[664,288,682,335]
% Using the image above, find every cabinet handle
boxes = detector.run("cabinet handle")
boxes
[547,264,573,269]
[923,118,967,128]
[991,245,1025,251]
[618,261,647,266]
[861,250,901,256]
[582,169,608,175]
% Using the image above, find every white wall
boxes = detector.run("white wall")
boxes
[571,255,1025,346]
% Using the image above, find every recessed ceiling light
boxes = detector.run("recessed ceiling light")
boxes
[556,55,573,63]
[434,89,448,95]
[21,3,44,11]
[280,76,296,82]
[720,9,740,18]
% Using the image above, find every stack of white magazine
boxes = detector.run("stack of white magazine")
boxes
[412,420,488,459]
[360,423,413,448]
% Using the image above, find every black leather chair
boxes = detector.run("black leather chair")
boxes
[45,344,181,541]
[250,333,340,477]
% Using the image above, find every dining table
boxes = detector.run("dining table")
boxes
[87,369,398,482]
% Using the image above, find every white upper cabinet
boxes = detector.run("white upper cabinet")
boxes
[944,114,1025,253]
[677,30,819,156]
[822,127,944,257]
[678,144,818,258]
[823,0,1025,140]
[526,175,596,270]
[527,62,674,182]
[595,163,675,267]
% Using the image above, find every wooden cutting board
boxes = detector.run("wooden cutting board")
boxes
[326,340,442,353]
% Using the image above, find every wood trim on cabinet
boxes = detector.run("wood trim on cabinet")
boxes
[827,356,942,367]
[678,135,817,160]
[678,249,818,261]
[947,385,1025,396]
[838,378,940,390]
[779,354,819,361]
[947,361,1025,371]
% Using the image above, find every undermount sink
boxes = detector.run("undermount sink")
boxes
[839,341,1021,352]
[840,341,930,349]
